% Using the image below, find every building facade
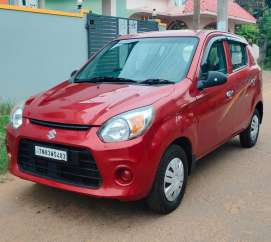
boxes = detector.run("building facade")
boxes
[3,0,256,32]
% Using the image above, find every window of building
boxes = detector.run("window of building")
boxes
[167,20,188,30]
[204,22,217,30]
[17,0,38,8]
[172,0,186,6]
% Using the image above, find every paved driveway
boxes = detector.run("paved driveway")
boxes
[1,72,271,242]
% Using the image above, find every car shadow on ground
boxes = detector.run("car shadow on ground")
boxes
[17,138,242,219]
[191,137,242,176]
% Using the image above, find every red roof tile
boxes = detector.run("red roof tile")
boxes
[183,0,256,23]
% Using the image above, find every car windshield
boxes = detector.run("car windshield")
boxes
[74,37,198,84]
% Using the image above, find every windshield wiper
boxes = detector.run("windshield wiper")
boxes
[139,79,176,85]
[74,76,138,84]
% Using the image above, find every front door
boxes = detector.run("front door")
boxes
[195,38,235,157]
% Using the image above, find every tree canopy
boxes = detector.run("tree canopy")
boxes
[235,24,259,44]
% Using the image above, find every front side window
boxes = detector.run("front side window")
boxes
[229,42,247,70]
[200,41,227,80]
[75,37,198,83]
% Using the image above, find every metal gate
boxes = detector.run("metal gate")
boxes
[86,14,159,57]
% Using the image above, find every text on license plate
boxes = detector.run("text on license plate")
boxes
[35,146,67,161]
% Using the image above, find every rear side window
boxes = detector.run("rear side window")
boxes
[229,42,247,70]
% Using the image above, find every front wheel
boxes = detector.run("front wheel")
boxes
[146,145,188,214]
[239,109,260,148]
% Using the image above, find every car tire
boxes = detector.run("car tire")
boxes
[239,109,260,148]
[146,144,188,214]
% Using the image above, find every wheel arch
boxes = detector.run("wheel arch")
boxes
[171,136,194,175]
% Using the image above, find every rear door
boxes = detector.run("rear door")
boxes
[195,37,236,157]
[226,41,253,133]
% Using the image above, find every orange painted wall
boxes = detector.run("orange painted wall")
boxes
[0,0,8,4]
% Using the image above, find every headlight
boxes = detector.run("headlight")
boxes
[10,102,24,129]
[99,106,154,143]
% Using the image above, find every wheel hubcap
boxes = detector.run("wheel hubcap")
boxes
[164,158,184,202]
[250,114,259,142]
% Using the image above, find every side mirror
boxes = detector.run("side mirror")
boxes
[70,70,78,78]
[198,71,227,90]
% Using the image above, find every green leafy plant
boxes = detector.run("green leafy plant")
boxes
[235,1,271,70]
[235,24,260,43]
[259,9,271,69]
[0,102,12,174]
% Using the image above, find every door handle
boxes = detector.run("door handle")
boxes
[226,90,234,98]
[249,79,256,86]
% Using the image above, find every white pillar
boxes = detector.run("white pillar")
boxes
[102,0,116,16]
[217,0,229,32]
[193,0,200,30]
[111,0,117,16]
[38,0,45,8]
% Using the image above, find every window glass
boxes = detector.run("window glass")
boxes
[201,41,227,77]
[229,42,247,70]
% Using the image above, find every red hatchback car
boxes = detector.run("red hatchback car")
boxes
[6,30,263,214]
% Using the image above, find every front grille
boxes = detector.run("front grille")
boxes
[18,139,102,188]
[30,119,92,131]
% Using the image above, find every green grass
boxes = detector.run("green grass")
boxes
[0,102,12,174]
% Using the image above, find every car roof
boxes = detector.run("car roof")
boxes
[118,30,247,44]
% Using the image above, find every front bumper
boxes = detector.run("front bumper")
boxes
[6,118,160,201]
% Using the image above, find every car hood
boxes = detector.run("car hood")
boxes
[24,81,174,126]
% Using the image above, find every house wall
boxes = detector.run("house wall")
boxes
[45,0,134,18]
[0,0,8,3]
[43,0,245,32]
[126,0,170,10]
[116,0,134,18]
[45,0,102,14]
[0,7,88,102]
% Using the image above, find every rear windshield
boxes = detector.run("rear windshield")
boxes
[75,37,198,83]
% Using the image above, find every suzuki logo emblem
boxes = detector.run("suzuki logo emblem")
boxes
[47,129,56,140]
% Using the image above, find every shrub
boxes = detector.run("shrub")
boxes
[0,102,12,174]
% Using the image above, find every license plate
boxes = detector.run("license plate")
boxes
[35,146,67,161]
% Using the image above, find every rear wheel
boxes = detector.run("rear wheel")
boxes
[239,109,260,148]
[146,145,188,214]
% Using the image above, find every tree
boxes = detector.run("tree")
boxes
[236,1,271,68]
[259,9,271,40]
[259,9,271,68]
[235,0,266,18]
[235,24,259,43]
